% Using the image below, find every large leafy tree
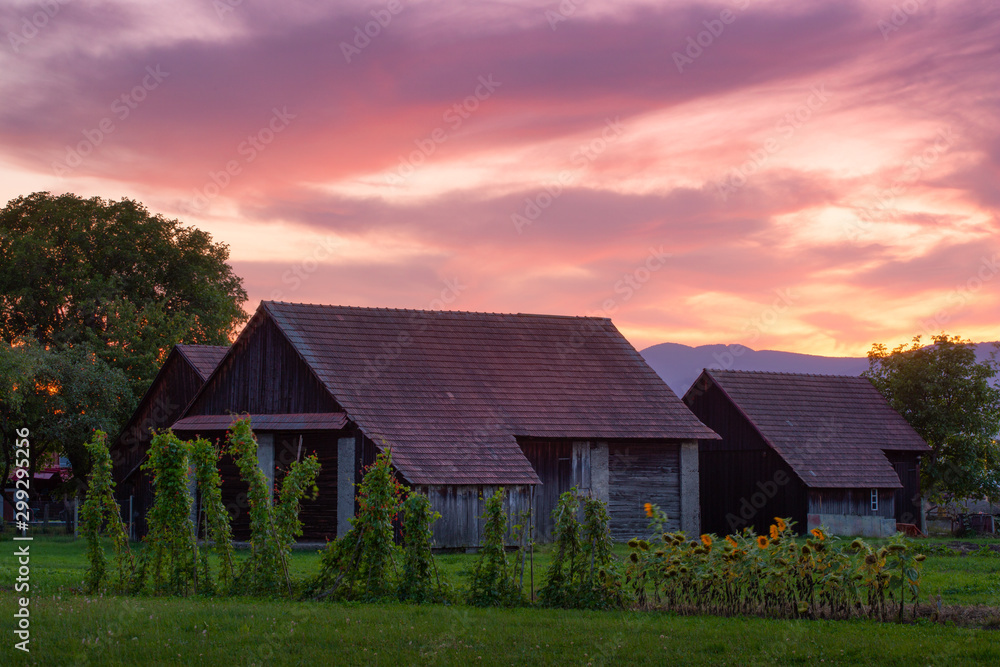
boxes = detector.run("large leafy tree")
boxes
[864,334,1000,504]
[0,192,248,488]
[0,342,130,506]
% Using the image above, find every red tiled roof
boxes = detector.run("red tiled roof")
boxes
[172,412,348,433]
[175,344,229,381]
[261,302,719,485]
[698,369,930,489]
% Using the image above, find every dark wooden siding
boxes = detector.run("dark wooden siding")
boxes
[884,451,922,524]
[685,379,809,535]
[808,488,895,519]
[519,440,573,543]
[415,484,532,548]
[273,431,339,541]
[186,315,339,416]
[111,352,205,539]
[607,443,680,541]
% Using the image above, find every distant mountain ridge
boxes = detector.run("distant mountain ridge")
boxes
[641,341,999,396]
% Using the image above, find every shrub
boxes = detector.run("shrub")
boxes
[190,437,236,593]
[80,430,134,593]
[467,488,522,607]
[313,449,405,601]
[228,417,320,596]
[398,491,449,603]
[142,430,198,595]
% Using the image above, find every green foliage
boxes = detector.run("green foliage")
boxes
[314,450,405,601]
[864,334,1000,502]
[227,418,289,595]
[467,488,523,607]
[0,191,248,485]
[398,491,448,603]
[190,437,236,591]
[143,430,196,595]
[79,430,134,593]
[623,516,927,622]
[538,490,582,607]
[0,342,129,500]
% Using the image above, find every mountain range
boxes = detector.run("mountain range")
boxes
[640,341,1000,397]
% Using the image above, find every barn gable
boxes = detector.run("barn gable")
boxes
[111,344,227,538]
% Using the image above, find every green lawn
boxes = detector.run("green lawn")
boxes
[1,534,998,665]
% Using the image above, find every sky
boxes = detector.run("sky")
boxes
[1,0,997,356]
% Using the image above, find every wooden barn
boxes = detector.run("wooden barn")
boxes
[158,301,719,547]
[110,344,228,539]
[683,369,930,538]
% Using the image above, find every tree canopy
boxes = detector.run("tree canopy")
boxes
[863,334,1000,504]
[0,191,248,491]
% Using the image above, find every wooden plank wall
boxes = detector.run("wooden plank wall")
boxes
[685,379,809,535]
[607,443,681,541]
[416,484,532,548]
[272,431,340,541]
[519,440,572,542]
[807,488,895,519]
[885,451,922,524]
[185,315,339,416]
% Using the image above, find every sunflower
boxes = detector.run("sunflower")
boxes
[769,524,779,540]
[775,517,787,532]
[701,534,713,548]
[810,528,825,541]
[757,536,769,549]
[725,535,738,548]
[644,502,654,518]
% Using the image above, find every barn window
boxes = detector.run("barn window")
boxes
[870,489,878,511]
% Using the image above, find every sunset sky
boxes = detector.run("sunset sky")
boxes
[1,0,997,356]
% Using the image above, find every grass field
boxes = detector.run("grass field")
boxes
[1,533,998,665]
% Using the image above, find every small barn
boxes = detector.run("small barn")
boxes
[111,344,228,539]
[160,301,718,547]
[683,369,930,538]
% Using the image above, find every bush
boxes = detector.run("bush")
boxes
[539,490,625,609]
[467,488,523,607]
[80,430,134,593]
[398,492,449,603]
[313,450,405,601]
[143,430,197,595]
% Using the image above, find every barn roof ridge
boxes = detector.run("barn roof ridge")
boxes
[705,368,868,380]
[261,300,612,322]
